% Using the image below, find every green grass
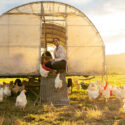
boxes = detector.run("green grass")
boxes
[1,75,125,125]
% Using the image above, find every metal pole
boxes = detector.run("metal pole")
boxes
[65,5,68,73]
[40,2,43,105]
[41,3,47,51]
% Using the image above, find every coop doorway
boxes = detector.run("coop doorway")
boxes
[40,13,67,68]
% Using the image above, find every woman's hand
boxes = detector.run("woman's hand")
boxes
[51,59,55,65]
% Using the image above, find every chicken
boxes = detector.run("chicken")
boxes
[87,82,99,100]
[75,80,81,90]
[98,84,104,96]
[9,81,14,90]
[12,84,21,94]
[12,79,25,94]
[0,84,4,102]
[120,86,125,99]
[112,86,122,100]
[123,99,125,113]
[55,73,62,89]
[67,78,73,94]
[3,83,11,97]
[40,64,49,78]
[112,85,125,100]
[15,90,27,110]
[102,82,111,101]
[96,81,104,96]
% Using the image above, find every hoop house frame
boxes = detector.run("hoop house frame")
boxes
[0,1,105,77]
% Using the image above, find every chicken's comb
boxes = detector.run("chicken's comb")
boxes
[104,82,108,90]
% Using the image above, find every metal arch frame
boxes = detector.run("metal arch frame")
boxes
[0,0,105,45]
[0,1,105,48]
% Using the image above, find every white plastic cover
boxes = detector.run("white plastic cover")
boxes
[0,2,105,76]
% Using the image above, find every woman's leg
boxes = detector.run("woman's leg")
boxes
[45,60,66,72]
[45,61,53,69]
[52,60,66,71]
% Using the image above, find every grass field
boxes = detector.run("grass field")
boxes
[1,75,125,125]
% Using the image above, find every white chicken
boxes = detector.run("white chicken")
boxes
[55,73,62,89]
[15,90,27,110]
[96,81,104,96]
[123,99,125,113]
[3,83,11,97]
[102,82,111,101]
[0,84,4,102]
[98,84,104,96]
[112,85,125,100]
[87,82,99,100]
[112,86,122,100]
[40,64,49,78]
[120,86,125,99]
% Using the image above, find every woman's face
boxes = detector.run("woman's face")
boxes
[53,39,59,47]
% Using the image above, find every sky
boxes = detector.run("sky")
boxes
[0,0,125,55]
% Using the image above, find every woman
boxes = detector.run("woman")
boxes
[45,38,66,73]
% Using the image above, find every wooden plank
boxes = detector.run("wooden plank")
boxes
[40,73,70,106]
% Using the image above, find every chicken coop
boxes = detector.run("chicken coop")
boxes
[0,1,105,105]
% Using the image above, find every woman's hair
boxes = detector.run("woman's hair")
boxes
[53,38,59,42]
[41,51,52,64]
[44,51,52,57]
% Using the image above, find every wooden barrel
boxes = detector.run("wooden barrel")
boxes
[40,73,70,106]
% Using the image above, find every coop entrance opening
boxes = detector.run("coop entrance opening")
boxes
[40,14,67,60]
